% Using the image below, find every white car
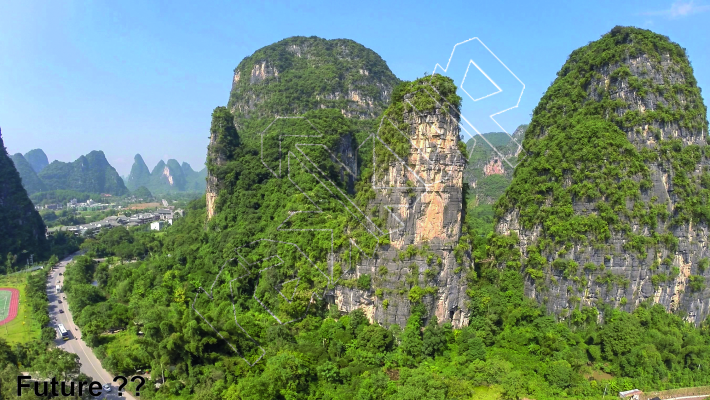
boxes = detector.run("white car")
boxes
[103,384,111,392]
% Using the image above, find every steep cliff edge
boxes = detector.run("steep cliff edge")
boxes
[0,129,48,264]
[494,26,710,324]
[333,76,471,328]
[206,36,401,219]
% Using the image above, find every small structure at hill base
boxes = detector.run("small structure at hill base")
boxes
[618,389,643,399]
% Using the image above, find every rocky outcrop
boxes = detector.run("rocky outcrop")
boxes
[207,36,400,220]
[127,155,206,194]
[333,80,470,328]
[494,27,710,325]
[483,158,505,176]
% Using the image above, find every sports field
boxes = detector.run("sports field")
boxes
[0,275,40,344]
[0,288,17,324]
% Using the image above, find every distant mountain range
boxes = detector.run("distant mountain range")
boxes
[125,154,207,194]
[10,149,206,197]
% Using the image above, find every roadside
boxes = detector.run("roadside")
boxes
[48,252,137,400]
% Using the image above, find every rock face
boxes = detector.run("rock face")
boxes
[494,27,710,324]
[483,158,504,176]
[148,160,186,193]
[333,77,470,328]
[10,153,47,195]
[127,155,206,194]
[0,129,48,263]
[207,36,400,219]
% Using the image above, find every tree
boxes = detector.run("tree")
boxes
[401,314,423,361]
[501,370,527,400]
[546,359,572,389]
[47,254,59,268]
[464,336,486,362]
[422,316,446,358]
[94,263,109,287]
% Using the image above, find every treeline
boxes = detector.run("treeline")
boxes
[25,262,58,342]
[30,190,104,207]
[79,226,162,260]
[1,232,81,275]
[55,198,710,400]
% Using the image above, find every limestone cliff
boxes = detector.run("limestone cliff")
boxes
[207,36,400,219]
[494,26,710,324]
[332,76,470,328]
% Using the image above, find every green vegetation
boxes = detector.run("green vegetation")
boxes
[0,264,92,399]
[38,150,128,195]
[23,148,49,173]
[62,221,710,399]
[493,27,709,293]
[127,154,207,194]
[10,153,47,195]
[227,36,400,119]
[0,130,49,265]
[0,274,41,344]
[30,189,103,206]
[131,185,153,199]
[48,31,710,400]
[80,225,162,260]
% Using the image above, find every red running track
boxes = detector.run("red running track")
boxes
[0,288,19,326]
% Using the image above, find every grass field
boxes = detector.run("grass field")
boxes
[0,290,11,321]
[0,274,41,344]
[127,202,161,210]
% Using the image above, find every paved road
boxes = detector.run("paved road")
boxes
[48,252,136,400]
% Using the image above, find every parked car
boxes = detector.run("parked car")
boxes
[59,309,64,313]
[103,384,111,392]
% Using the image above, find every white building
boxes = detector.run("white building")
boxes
[150,221,165,231]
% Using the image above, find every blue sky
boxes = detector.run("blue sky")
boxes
[1,0,709,176]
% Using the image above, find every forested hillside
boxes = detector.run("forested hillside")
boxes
[463,125,526,240]
[11,152,47,195]
[59,31,710,400]
[0,128,49,266]
[39,150,128,195]
[494,26,710,322]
